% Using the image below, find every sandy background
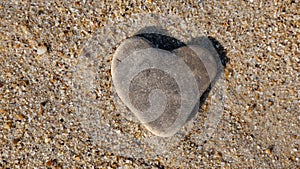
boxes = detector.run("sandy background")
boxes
[0,0,299,168]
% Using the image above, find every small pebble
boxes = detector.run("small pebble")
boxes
[112,36,219,137]
[37,45,47,55]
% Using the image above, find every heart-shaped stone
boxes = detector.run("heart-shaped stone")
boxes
[111,36,218,137]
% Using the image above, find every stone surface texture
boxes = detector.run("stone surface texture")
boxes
[112,37,217,137]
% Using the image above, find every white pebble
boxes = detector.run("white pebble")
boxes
[37,46,47,55]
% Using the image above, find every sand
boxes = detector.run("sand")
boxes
[0,0,299,168]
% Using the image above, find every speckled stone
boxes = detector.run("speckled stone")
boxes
[112,36,218,137]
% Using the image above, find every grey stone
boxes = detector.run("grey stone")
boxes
[111,36,218,137]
